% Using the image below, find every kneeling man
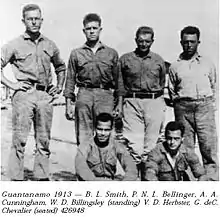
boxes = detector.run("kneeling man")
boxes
[144,121,208,181]
[75,113,138,181]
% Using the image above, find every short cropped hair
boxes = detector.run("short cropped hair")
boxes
[95,113,114,128]
[165,121,185,137]
[22,4,41,18]
[181,26,200,40]
[83,13,101,26]
[136,26,154,39]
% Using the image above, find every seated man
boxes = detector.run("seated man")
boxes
[143,121,208,181]
[75,113,138,181]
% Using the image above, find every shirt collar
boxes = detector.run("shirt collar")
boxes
[178,52,201,62]
[23,32,45,41]
[82,41,106,50]
[134,48,152,58]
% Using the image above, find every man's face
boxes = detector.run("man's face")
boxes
[22,9,43,33]
[165,130,183,153]
[136,33,154,53]
[83,21,102,42]
[95,121,112,143]
[181,33,200,57]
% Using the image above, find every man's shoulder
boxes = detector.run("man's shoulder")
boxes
[148,143,165,160]
[150,51,165,62]
[69,45,87,56]
[103,45,118,55]
[169,57,182,71]
[198,54,216,67]
[111,137,128,152]
[41,35,56,45]
[119,51,134,60]
[2,35,25,49]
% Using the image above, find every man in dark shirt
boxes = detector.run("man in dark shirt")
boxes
[64,13,118,146]
[115,26,166,179]
[144,121,208,181]
[1,4,66,181]
[75,113,137,181]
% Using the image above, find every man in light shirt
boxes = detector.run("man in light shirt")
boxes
[168,26,218,180]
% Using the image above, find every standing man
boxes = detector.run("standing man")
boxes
[116,26,166,178]
[168,26,218,180]
[144,121,208,181]
[75,113,137,181]
[64,13,118,146]
[1,4,66,181]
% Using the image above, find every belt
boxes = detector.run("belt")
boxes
[77,83,113,90]
[125,90,163,99]
[30,83,53,92]
[174,95,213,102]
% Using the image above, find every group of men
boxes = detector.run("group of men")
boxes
[1,4,218,181]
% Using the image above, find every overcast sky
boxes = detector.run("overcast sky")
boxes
[0,0,218,80]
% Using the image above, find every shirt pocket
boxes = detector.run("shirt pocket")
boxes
[87,151,101,168]
[159,161,172,172]
[98,60,114,82]
[150,63,161,78]
[176,158,188,172]
[15,51,32,62]
[105,153,117,175]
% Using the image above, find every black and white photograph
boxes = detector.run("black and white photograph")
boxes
[0,0,219,216]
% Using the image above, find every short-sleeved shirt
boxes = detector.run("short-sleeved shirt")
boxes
[117,49,166,96]
[144,143,206,181]
[75,136,137,181]
[1,32,66,86]
[64,42,118,100]
[168,53,216,100]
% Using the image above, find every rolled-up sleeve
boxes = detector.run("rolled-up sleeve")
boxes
[63,50,77,100]
[51,42,66,74]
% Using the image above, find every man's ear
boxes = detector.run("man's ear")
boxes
[83,28,85,34]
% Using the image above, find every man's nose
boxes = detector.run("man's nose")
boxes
[32,19,36,24]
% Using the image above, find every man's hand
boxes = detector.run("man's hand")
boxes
[65,98,75,121]
[11,81,32,91]
[48,85,62,96]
